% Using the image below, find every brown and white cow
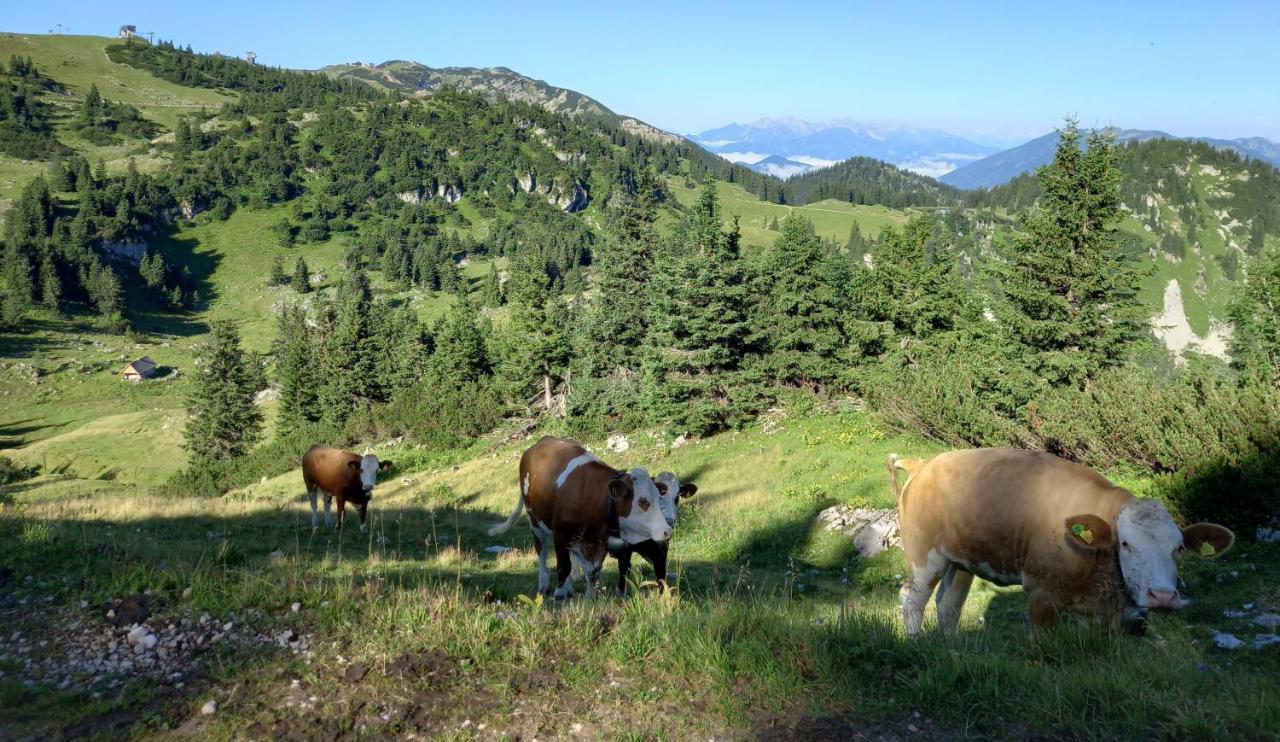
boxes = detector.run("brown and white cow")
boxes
[487,436,695,598]
[890,448,1234,636]
[302,445,393,533]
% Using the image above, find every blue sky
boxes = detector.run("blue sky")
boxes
[8,1,1280,144]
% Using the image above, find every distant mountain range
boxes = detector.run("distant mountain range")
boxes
[322,60,681,144]
[688,117,1000,179]
[941,129,1280,189]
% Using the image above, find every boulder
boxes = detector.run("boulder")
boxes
[817,505,899,558]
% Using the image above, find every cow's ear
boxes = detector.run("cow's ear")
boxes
[347,461,361,473]
[379,460,394,471]
[678,483,698,499]
[1065,514,1114,551]
[608,473,632,500]
[1181,523,1234,558]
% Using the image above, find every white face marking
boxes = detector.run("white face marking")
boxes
[618,469,674,544]
[1116,499,1185,609]
[358,455,381,492]
[555,452,600,490]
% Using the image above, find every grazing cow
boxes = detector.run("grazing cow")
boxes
[487,437,695,598]
[890,448,1234,636]
[302,445,393,533]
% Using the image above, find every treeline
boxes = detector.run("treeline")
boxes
[783,156,963,207]
[970,139,1280,261]
[106,39,380,112]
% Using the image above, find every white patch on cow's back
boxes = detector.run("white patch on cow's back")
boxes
[555,452,600,489]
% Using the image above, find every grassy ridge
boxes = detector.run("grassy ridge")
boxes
[2,412,1277,737]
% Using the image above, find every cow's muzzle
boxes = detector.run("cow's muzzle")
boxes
[1143,588,1186,611]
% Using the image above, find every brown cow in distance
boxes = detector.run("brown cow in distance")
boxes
[302,445,393,533]
[488,437,694,598]
[890,448,1234,636]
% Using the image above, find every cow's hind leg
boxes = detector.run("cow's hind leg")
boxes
[934,564,974,635]
[307,486,320,530]
[323,494,333,528]
[531,528,552,596]
[900,549,948,638]
[568,549,597,599]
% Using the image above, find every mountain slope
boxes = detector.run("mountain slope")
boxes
[783,156,962,207]
[943,128,1280,189]
[323,60,681,144]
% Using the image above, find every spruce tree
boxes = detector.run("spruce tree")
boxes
[428,303,491,386]
[273,303,320,435]
[480,263,505,307]
[317,271,379,429]
[997,120,1147,388]
[642,175,761,435]
[498,263,572,408]
[292,256,312,293]
[579,169,660,375]
[1228,247,1280,379]
[758,212,844,389]
[185,321,265,462]
[269,254,287,286]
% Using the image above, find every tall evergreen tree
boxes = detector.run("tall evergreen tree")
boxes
[292,256,312,293]
[480,263,505,307]
[273,303,321,435]
[269,254,287,286]
[579,169,660,375]
[184,321,265,461]
[997,120,1147,388]
[317,271,379,428]
[427,303,491,386]
[1228,247,1280,380]
[642,175,762,435]
[757,212,845,389]
[498,263,572,408]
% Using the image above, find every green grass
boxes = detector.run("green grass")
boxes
[666,178,911,249]
[0,34,231,129]
[2,410,1277,738]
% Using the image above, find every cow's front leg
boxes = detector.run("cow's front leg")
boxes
[323,494,333,528]
[552,541,574,599]
[334,497,346,533]
[616,549,632,596]
[1024,583,1061,632]
[357,503,368,533]
[650,542,670,592]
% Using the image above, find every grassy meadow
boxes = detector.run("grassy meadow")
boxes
[3,409,1279,738]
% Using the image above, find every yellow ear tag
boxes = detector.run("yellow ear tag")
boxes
[1072,523,1094,544]
[1199,541,1216,557]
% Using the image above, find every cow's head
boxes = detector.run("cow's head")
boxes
[653,471,698,528]
[348,454,394,497]
[1113,499,1234,611]
[610,468,673,544]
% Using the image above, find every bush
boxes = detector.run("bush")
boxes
[370,380,506,447]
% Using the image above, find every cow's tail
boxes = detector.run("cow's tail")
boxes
[487,494,524,537]
[887,454,927,503]
[886,453,904,502]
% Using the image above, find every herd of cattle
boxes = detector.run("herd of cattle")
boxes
[301,438,1235,635]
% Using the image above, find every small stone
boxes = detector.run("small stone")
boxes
[182,587,193,599]
[908,724,921,734]
[201,699,217,715]
[291,603,301,613]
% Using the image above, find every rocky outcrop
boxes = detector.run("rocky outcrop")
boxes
[179,200,203,220]
[817,505,899,558]
[397,190,422,205]
[99,240,148,267]
[434,184,463,204]
[549,182,588,213]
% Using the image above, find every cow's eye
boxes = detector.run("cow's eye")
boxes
[1121,541,1130,550]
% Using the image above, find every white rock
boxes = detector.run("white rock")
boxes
[671,434,689,449]
[1256,527,1280,544]
[182,587,193,599]
[484,545,511,555]
[1252,614,1280,630]
[1253,634,1280,650]
[606,434,629,453]
[291,603,301,613]
[127,626,150,644]
[1213,632,1244,649]
[201,699,217,715]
